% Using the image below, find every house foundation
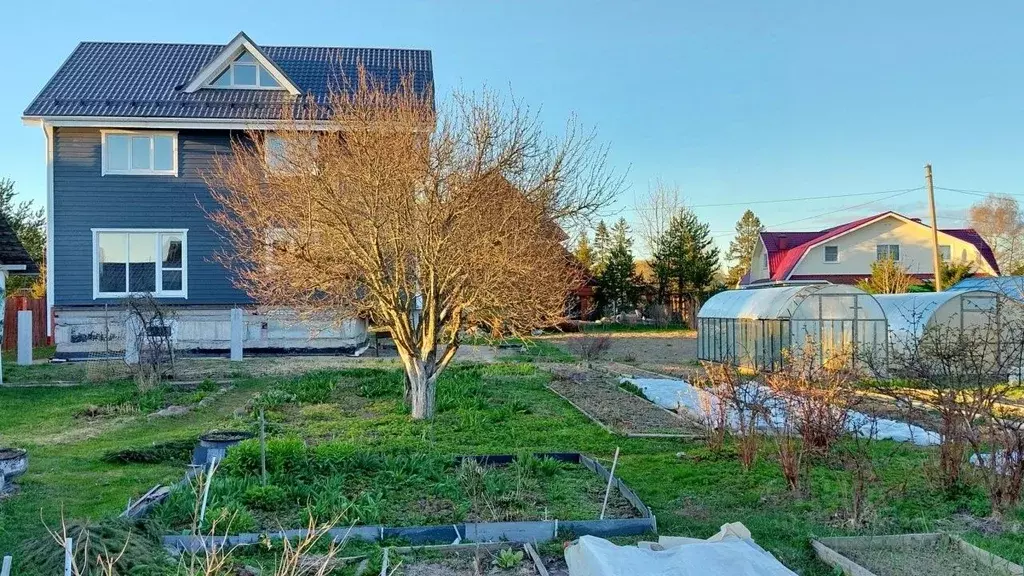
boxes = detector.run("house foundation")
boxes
[53,306,368,359]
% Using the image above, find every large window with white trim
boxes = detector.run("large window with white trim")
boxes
[102,131,177,176]
[94,230,187,298]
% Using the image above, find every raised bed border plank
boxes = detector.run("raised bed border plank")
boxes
[161,452,656,551]
[812,532,1024,576]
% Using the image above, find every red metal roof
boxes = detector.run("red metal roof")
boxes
[757,212,1000,282]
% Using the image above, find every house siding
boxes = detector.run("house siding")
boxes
[52,127,250,306]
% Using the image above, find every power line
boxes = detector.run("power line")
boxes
[936,186,1024,198]
[625,186,924,212]
[711,188,916,239]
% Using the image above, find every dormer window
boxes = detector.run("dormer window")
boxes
[210,52,281,89]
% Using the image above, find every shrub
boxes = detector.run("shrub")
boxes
[201,502,257,533]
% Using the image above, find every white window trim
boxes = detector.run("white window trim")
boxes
[823,244,840,264]
[206,54,283,90]
[183,32,300,95]
[101,130,178,176]
[876,244,901,262]
[92,228,188,299]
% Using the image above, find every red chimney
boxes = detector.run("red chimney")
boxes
[778,235,789,250]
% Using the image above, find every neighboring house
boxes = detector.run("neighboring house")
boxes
[22,32,433,357]
[742,211,999,286]
[0,213,40,290]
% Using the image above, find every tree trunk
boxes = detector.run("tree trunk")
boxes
[408,366,436,419]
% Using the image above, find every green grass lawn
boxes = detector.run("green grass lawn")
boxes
[3,361,1024,574]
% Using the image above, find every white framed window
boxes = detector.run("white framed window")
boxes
[823,245,839,263]
[939,245,951,262]
[762,251,769,269]
[102,131,177,176]
[876,244,900,261]
[93,229,187,298]
[209,52,282,89]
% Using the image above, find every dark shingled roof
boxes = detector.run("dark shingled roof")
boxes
[0,215,39,275]
[24,39,433,119]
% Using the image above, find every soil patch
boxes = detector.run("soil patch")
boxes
[540,330,701,378]
[545,365,701,436]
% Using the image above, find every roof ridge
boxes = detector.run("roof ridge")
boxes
[77,40,431,52]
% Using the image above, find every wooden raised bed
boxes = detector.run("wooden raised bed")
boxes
[812,533,1023,576]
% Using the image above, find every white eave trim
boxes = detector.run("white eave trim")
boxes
[183,31,300,96]
[0,265,28,271]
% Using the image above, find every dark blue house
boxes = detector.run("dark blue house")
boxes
[24,32,433,356]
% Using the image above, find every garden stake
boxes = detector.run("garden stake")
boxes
[260,408,267,487]
[63,538,72,576]
[600,447,620,520]
[1,555,12,576]
[199,458,218,526]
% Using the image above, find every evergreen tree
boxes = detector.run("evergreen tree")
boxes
[656,208,720,312]
[574,233,595,271]
[725,210,764,287]
[597,218,640,315]
[592,220,612,274]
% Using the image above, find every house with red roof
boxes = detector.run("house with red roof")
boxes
[742,211,999,286]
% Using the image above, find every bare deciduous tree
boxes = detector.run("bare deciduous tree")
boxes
[968,194,1024,274]
[207,69,622,419]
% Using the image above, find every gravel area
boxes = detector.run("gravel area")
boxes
[545,364,702,436]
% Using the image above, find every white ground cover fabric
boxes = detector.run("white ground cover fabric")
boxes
[625,377,940,446]
[565,523,798,576]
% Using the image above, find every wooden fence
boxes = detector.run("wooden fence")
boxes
[2,295,48,350]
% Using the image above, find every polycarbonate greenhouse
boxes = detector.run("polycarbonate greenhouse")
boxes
[697,284,888,371]
[873,290,1024,369]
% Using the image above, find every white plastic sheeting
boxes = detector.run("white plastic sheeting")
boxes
[697,285,888,371]
[625,377,940,446]
[564,526,798,576]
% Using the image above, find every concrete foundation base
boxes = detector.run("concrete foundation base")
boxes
[53,306,368,358]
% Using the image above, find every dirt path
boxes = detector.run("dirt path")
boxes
[544,364,702,436]
[540,330,701,379]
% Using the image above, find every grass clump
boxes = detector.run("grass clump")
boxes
[618,380,650,401]
[17,518,170,576]
[101,438,196,465]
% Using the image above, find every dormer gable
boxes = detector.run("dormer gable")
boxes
[183,31,300,95]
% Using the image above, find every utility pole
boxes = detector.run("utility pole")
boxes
[926,164,942,291]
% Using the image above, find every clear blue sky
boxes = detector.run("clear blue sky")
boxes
[3,1,1023,257]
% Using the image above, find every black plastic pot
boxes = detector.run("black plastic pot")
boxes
[192,431,254,467]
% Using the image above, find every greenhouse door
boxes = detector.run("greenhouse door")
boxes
[791,293,861,369]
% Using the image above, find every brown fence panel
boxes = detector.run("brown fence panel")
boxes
[3,295,48,350]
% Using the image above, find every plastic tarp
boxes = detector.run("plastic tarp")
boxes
[564,523,798,576]
[625,377,940,446]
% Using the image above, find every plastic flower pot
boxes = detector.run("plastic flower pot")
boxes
[0,448,28,484]
[193,430,254,466]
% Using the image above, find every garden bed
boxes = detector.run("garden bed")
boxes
[156,450,654,550]
[812,533,1023,576]
[383,542,562,575]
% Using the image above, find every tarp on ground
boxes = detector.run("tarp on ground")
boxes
[564,523,798,576]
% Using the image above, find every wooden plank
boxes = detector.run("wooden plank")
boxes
[952,535,1024,576]
[523,543,549,576]
[811,540,878,576]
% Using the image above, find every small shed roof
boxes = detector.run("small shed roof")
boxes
[0,215,39,275]
[698,284,877,321]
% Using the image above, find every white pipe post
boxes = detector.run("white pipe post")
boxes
[198,458,218,526]
[2,555,12,576]
[600,447,620,520]
[260,408,267,487]
[63,537,73,576]
[17,310,32,366]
